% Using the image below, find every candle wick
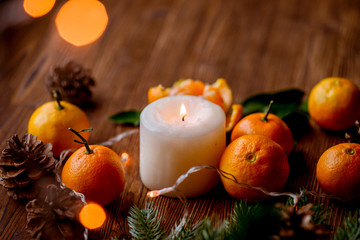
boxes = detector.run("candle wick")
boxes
[182,115,186,121]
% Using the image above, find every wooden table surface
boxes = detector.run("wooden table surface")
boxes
[1,0,360,239]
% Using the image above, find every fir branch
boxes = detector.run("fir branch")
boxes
[124,198,332,240]
[128,202,166,240]
[193,218,228,240]
[311,204,329,226]
[169,218,201,240]
[333,209,360,240]
[224,201,281,240]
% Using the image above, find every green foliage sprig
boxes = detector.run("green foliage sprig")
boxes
[333,209,360,240]
[126,198,332,240]
[194,219,227,240]
[128,202,166,240]
[109,110,141,126]
[170,219,202,240]
[224,201,281,239]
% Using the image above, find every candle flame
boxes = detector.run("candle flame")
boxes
[79,203,106,229]
[180,104,187,121]
[121,152,129,162]
[147,190,160,198]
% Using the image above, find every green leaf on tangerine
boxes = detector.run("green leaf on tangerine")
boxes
[109,110,141,126]
[241,88,306,118]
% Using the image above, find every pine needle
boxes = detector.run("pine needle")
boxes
[128,202,166,240]
[333,209,360,240]
[224,201,281,240]
[193,218,228,240]
[169,218,201,240]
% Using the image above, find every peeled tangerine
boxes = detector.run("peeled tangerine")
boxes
[148,78,233,112]
[220,135,289,202]
[148,78,242,131]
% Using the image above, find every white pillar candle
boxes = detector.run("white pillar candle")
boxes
[140,95,226,197]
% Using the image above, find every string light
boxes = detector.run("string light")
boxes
[54,128,344,238]
[99,129,139,147]
[147,165,344,206]
[121,152,129,162]
[147,190,160,198]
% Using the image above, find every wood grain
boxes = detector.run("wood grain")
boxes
[1,0,360,239]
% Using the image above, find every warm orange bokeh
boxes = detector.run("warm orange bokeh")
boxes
[121,152,129,161]
[79,203,106,229]
[23,0,56,18]
[147,190,160,198]
[55,0,108,46]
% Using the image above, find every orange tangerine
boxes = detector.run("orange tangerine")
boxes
[62,144,126,206]
[219,135,289,202]
[28,100,90,157]
[231,101,294,155]
[316,143,360,200]
[308,77,360,131]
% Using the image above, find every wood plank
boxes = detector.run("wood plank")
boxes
[1,0,360,239]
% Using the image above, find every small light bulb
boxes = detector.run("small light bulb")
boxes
[121,152,129,162]
[147,190,160,198]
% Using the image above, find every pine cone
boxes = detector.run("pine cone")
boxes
[26,185,86,240]
[271,203,330,239]
[0,134,57,200]
[46,61,96,107]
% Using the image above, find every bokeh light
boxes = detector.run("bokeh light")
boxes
[121,152,129,162]
[23,0,56,18]
[55,0,108,46]
[79,203,106,229]
[147,190,160,198]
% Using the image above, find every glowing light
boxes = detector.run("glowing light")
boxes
[180,104,187,121]
[55,0,108,46]
[79,203,106,229]
[121,152,129,162]
[147,190,160,198]
[23,0,56,18]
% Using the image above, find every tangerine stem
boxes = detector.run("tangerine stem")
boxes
[261,100,274,122]
[52,90,64,110]
[68,128,93,154]
[346,148,355,155]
